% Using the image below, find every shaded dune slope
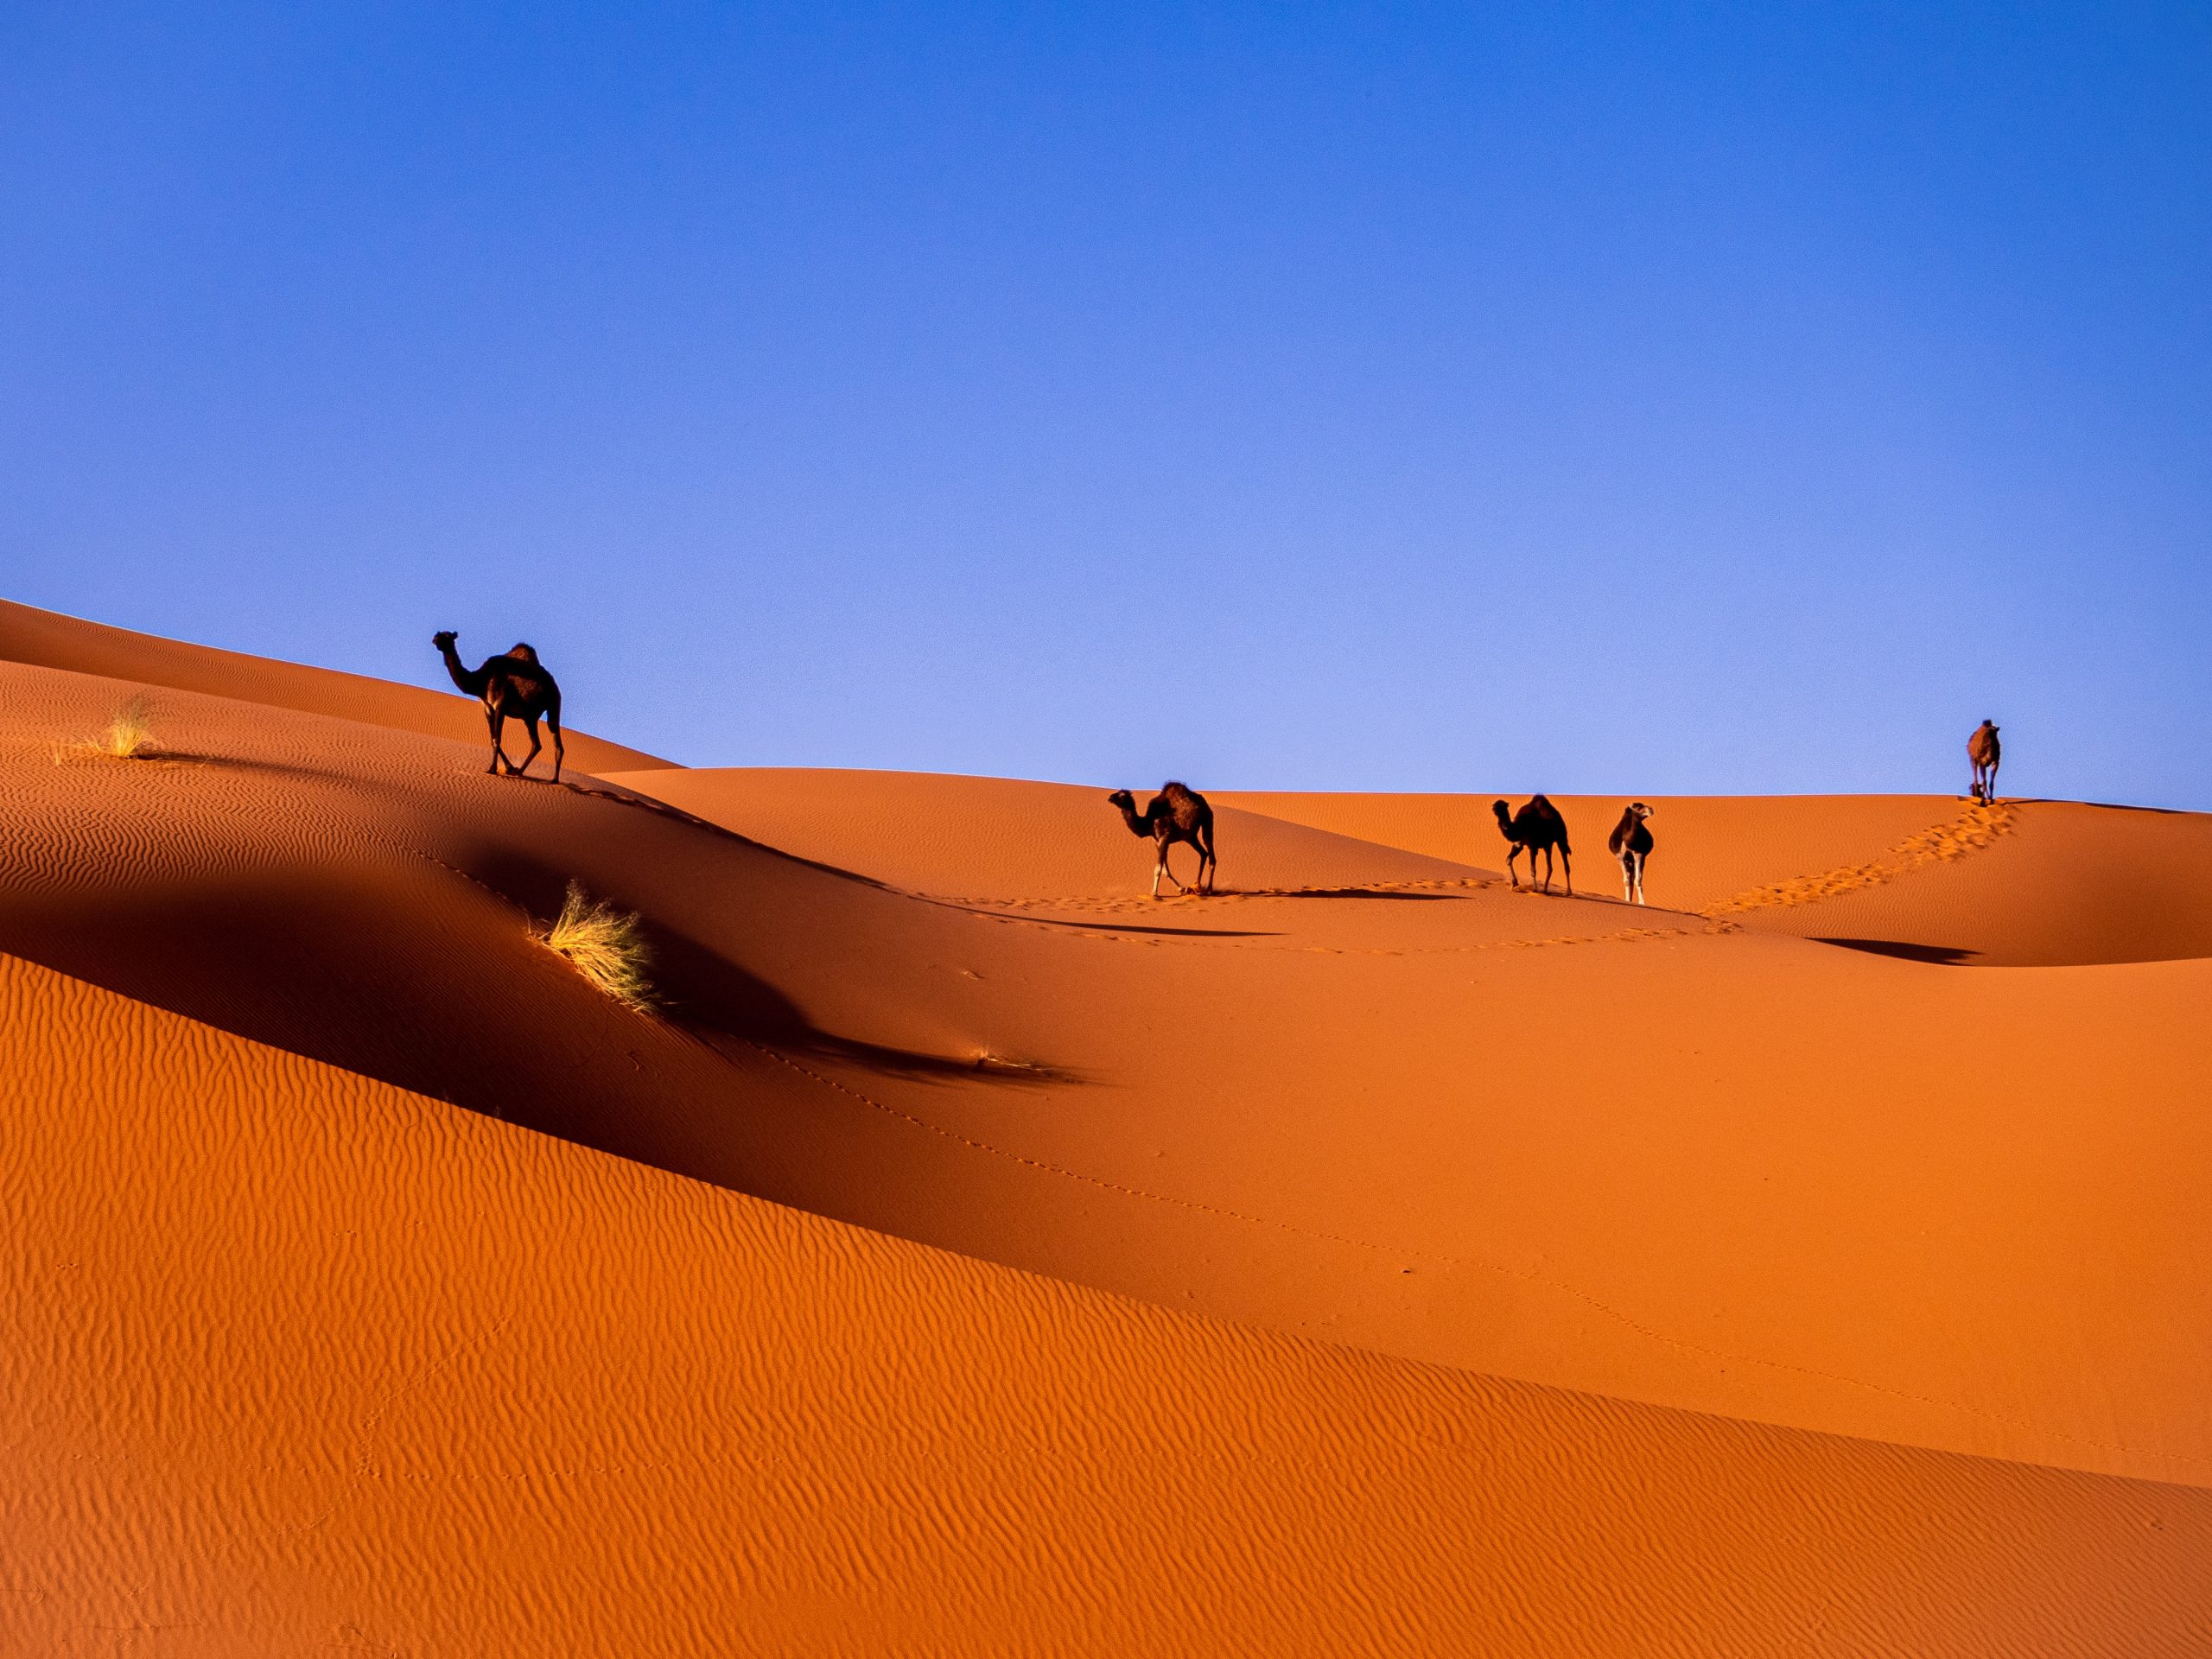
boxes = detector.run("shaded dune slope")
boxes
[7,951,2212,1658]
[3,664,2209,1487]
[0,596,671,774]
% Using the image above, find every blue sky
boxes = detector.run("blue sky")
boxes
[3,3,2206,804]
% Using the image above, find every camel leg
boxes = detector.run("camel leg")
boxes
[1622,857,1633,904]
[512,715,543,779]
[549,714,564,785]
[1159,849,1194,902]
[1560,844,1572,896]
[485,707,512,775]
[1539,847,1553,893]
[1506,846,1521,889]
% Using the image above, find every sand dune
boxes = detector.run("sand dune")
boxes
[1229,790,2212,964]
[4,607,2210,1651]
[608,765,1496,901]
[10,952,2210,1656]
[0,596,671,774]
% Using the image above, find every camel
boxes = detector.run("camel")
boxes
[1967,720,2001,804]
[1607,802,1655,906]
[1493,795,1572,894]
[1108,782,1217,897]
[433,631,565,783]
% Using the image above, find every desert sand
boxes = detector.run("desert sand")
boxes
[3,594,2209,1654]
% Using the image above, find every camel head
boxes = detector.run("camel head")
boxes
[1106,789,1136,813]
[432,629,459,652]
[1628,802,1652,823]
[1491,798,1514,830]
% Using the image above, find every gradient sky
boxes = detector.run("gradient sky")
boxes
[3,3,2207,804]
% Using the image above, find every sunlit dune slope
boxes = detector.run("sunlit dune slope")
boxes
[1707,799,2212,966]
[1218,791,1961,912]
[0,596,672,773]
[1227,790,2212,964]
[5,662,2209,1487]
[8,951,2212,1658]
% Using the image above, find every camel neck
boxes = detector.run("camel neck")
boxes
[440,646,486,696]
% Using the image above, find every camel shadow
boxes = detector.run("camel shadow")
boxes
[955,909,1280,939]
[1255,887,1468,902]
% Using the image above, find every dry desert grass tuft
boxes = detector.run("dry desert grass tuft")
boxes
[543,880,655,1010]
[52,695,157,763]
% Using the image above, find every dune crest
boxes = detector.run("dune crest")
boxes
[0,596,671,773]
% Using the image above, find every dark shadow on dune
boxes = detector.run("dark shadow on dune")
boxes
[0,849,1080,1213]
[640,920,1080,1087]
[1812,937,1982,965]
[155,751,364,785]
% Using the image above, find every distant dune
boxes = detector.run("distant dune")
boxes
[4,605,2209,1654]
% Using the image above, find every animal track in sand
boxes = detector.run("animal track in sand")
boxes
[1700,802,2017,918]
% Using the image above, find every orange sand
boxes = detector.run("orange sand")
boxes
[3,601,2209,1653]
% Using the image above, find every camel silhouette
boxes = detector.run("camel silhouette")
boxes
[434,631,565,783]
[1493,795,1573,894]
[1607,802,1655,906]
[1108,782,1217,898]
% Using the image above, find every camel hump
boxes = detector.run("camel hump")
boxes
[505,643,540,662]
[1160,780,1202,805]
